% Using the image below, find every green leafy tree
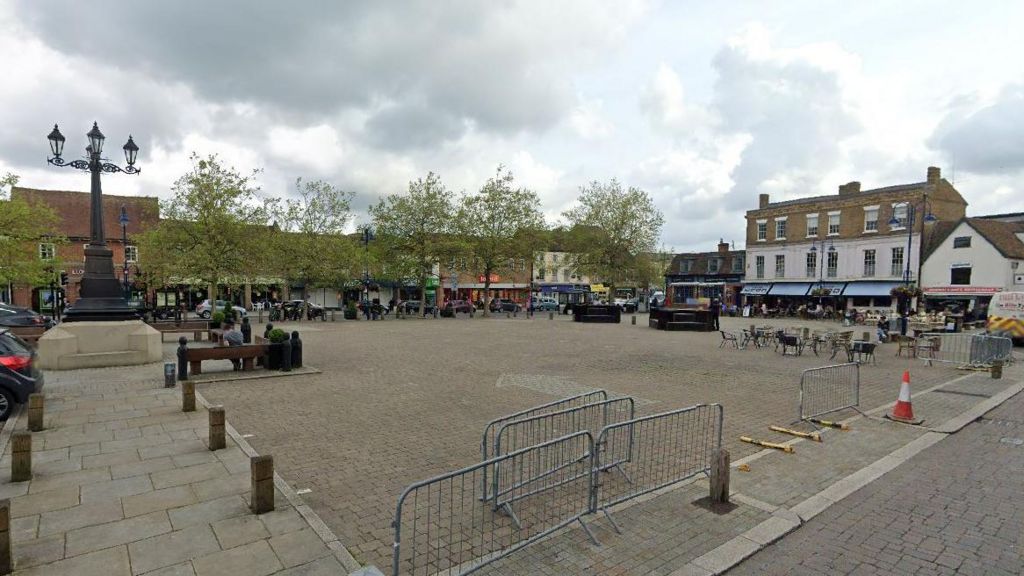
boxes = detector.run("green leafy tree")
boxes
[0,174,64,293]
[138,154,272,305]
[457,166,546,315]
[273,178,358,317]
[369,172,456,315]
[561,179,665,300]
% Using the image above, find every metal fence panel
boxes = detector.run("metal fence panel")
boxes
[492,398,634,511]
[969,335,1014,366]
[393,432,595,576]
[798,363,860,422]
[479,390,607,501]
[920,333,1014,367]
[593,404,723,514]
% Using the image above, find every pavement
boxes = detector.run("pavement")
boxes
[0,315,1018,576]
[729,382,1024,576]
[0,361,355,575]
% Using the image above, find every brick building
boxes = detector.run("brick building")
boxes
[8,187,160,313]
[665,241,745,308]
[743,167,967,310]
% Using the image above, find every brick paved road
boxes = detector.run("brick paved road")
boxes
[197,315,968,570]
[729,389,1024,575]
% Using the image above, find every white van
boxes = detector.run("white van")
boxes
[987,291,1024,343]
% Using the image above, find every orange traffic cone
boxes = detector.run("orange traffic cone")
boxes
[886,370,923,424]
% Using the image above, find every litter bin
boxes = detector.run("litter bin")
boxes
[164,362,176,388]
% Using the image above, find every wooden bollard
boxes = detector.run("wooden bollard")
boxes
[992,359,1004,379]
[0,499,11,575]
[209,407,226,451]
[250,455,274,514]
[182,381,196,413]
[27,394,44,432]
[631,315,636,325]
[710,448,730,504]
[11,433,31,483]
[549,312,553,320]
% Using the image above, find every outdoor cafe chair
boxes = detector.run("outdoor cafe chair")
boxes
[719,330,740,349]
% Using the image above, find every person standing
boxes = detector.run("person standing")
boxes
[222,320,244,371]
[711,298,721,330]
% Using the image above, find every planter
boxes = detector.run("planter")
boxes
[343,310,357,320]
[266,343,283,370]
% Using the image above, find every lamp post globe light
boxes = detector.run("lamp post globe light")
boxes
[361,226,374,314]
[47,122,141,321]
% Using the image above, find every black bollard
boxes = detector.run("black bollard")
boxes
[264,323,274,339]
[290,331,302,368]
[241,317,252,344]
[176,337,189,381]
[280,338,292,372]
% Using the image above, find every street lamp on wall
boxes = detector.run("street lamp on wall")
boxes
[888,201,937,287]
[46,122,141,321]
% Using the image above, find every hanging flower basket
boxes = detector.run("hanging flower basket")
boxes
[809,287,832,297]
[890,285,922,299]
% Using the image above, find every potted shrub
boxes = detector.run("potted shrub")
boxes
[809,287,831,298]
[889,285,923,299]
[266,328,288,369]
[210,311,225,329]
[344,301,358,320]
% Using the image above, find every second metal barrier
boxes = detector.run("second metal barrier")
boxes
[798,363,861,423]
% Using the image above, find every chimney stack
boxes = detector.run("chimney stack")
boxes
[838,181,861,196]
[758,193,769,208]
[927,166,941,184]
[718,239,729,254]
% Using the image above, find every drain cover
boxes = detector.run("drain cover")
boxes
[999,437,1024,446]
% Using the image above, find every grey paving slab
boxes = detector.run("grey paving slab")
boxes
[13,533,65,569]
[139,562,197,576]
[151,461,229,490]
[268,528,333,568]
[65,510,172,557]
[128,525,223,575]
[38,498,125,537]
[79,474,154,502]
[167,494,248,529]
[17,545,131,576]
[122,485,199,518]
[211,514,271,550]
[11,487,80,518]
[191,539,283,576]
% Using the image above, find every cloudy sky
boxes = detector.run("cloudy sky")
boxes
[2,1,1022,251]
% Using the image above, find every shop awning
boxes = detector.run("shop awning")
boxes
[740,283,772,295]
[811,282,847,296]
[768,283,811,296]
[842,281,902,297]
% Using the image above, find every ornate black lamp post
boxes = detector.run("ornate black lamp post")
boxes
[808,239,836,309]
[888,199,937,335]
[47,122,141,321]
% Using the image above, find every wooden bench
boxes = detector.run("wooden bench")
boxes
[7,326,46,347]
[185,344,269,375]
[148,321,211,342]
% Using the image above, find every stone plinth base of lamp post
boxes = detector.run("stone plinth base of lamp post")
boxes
[36,320,161,370]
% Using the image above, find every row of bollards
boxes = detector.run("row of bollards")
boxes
[3,393,45,572]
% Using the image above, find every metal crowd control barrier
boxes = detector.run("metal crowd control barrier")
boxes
[479,390,607,501]
[392,432,597,576]
[919,333,1014,368]
[798,363,861,424]
[492,398,634,523]
[592,404,723,531]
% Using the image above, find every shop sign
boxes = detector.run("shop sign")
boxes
[924,286,1003,294]
[477,274,500,283]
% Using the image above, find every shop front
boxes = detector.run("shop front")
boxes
[840,281,901,310]
[922,285,1003,317]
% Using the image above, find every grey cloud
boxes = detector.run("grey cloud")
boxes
[711,44,860,210]
[364,104,465,151]
[928,83,1024,174]
[15,1,585,139]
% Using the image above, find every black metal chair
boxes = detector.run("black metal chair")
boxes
[719,330,740,349]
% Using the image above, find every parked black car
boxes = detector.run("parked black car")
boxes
[0,303,52,329]
[0,329,44,420]
[402,300,435,315]
[489,298,521,313]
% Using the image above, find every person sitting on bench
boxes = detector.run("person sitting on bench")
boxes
[222,320,244,371]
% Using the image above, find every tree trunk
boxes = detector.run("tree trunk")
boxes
[419,279,426,316]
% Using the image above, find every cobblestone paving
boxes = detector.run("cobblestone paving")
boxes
[196,315,972,572]
[729,388,1024,576]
